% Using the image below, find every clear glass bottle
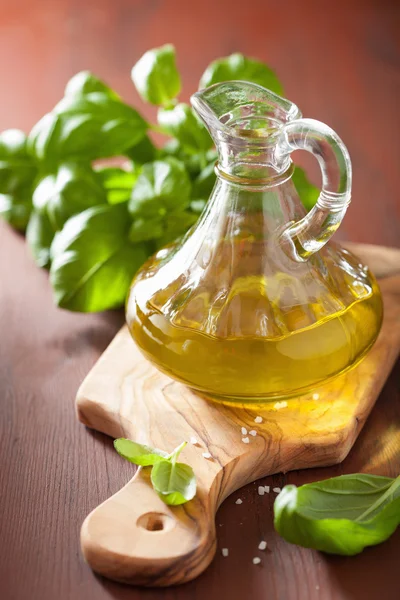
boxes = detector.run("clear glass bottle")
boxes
[126,82,383,404]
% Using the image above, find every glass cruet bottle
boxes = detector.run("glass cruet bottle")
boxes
[126,81,383,404]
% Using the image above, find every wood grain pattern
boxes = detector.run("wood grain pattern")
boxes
[76,243,400,587]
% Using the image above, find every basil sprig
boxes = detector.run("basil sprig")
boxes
[0,45,319,313]
[274,473,400,555]
[114,438,196,506]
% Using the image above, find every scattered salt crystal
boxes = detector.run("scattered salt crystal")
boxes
[222,548,229,557]
[273,487,281,493]
[202,452,212,459]
[264,485,270,493]
[255,416,263,423]
[190,436,199,445]
[241,426,248,435]
[242,437,250,444]
[235,498,243,505]
[258,541,267,550]
[258,486,265,496]
[249,430,257,437]
[312,393,320,400]
[274,401,288,410]
[252,557,261,565]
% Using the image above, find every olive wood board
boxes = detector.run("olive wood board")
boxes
[76,243,400,587]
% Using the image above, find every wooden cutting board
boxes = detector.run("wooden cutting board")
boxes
[76,243,400,587]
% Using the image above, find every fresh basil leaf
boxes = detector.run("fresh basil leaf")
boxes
[0,191,32,232]
[114,438,168,466]
[274,474,400,556]
[125,134,157,164]
[0,129,38,194]
[26,210,55,268]
[292,166,320,211]
[158,103,212,153]
[129,158,191,219]
[28,94,148,163]
[156,209,198,249]
[64,71,120,99]
[151,460,196,506]
[50,204,148,312]
[95,166,138,205]
[129,217,164,243]
[131,44,181,107]
[191,162,216,201]
[33,162,106,230]
[200,52,283,96]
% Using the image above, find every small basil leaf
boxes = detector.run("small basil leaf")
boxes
[155,209,198,249]
[27,113,62,164]
[0,129,38,194]
[95,166,138,205]
[292,166,320,211]
[64,71,120,99]
[33,162,106,230]
[200,52,283,96]
[191,162,216,201]
[274,474,400,556]
[125,134,157,164]
[26,210,55,268]
[151,460,196,505]
[129,158,191,219]
[0,191,32,232]
[158,104,212,153]
[50,204,148,312]
[131,44,181,107]
[114,438,169,466]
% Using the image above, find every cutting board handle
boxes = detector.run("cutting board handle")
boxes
[81,467,217,586]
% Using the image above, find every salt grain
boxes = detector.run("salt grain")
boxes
[235,498,243,505]
[242,437,250,444]
[273,487,281,493]
[241,426,248,435]
[190,436,199,445]
[222,548,229,557]
[258,486,265,496]
[254,416,263,423]
[252,557,261,565]
[312,393,320,400]
[264,485,270,493]
[249,430,257,437]
[258,541,267,550]
[202,452,212,459]
[274,401,288,410]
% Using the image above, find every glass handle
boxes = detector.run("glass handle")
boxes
[275,118,352,261]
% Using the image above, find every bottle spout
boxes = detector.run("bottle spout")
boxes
[191,81,301,144]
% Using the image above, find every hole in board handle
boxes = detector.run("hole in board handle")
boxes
[137,512,174,532]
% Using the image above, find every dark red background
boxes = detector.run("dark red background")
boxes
[0,1,399,599]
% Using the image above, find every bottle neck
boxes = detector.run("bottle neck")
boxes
[215,158,294,191]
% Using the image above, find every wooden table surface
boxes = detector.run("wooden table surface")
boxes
[0,1,399,599]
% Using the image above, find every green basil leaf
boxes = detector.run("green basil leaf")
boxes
[28,94,148,162]
[50,204,148,312]
[26,210,55,268]
[129,217,164,243]
[64,71,120,99]
[0,191,32,232]
[200,53,283,96]
[33,162,106,230]
[292,166,320,211]
[151,460,196,505]
[158,103,212,153]
[129,158,191,219]
[274,474,400,556]
[156,210,198,249]
[191,162,216,201]
[95,166,138,205]
[114,438,168,466]
[131,44,181,107]
[125,134,157,164]
[0,129,38,194]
